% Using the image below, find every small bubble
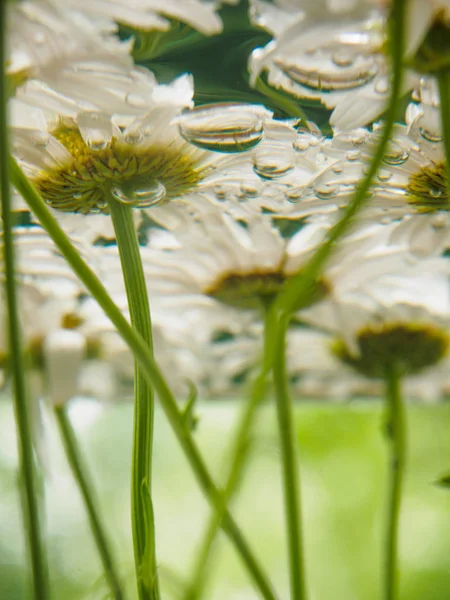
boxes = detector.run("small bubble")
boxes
[124,130,143,145]
[253,157,294,180]
[31,131,50,148]
[384,149,409,165]
[78,111,113,151]
[377,169,392,182]
[293,138,310,152]
[347,150,360,161]
[430,186,443,198]
[374,77,389,94]
[419,127,443,143]
[314,183,337,198]
[332,51,354,68]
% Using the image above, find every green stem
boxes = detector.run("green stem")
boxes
[272,314,305,600]
[184,301,277,600]
[106,196,159,600]
[0,5,50,599]
[11,161,277,600]
[384,364,406,600]
[275,0,406,317]
[437,70,450,184]
[54,406,125,600]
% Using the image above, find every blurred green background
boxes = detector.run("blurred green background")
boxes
[1,398,450,599]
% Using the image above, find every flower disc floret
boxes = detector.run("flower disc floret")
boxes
[332,323,449,379]
[406,161,448,212]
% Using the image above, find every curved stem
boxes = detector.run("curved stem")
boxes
[0,6,49,598]
[54,406,125,600]
[437,70,450,183]
[384,364,406,600]
[106,197,159,600]
[184,301,277,600]
[11,162,277,600]
[272,314,305,600]
[275,0,406,317]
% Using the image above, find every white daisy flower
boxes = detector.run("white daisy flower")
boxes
[248,0,412,130]
[56,0,228,36]
[141,199,422,350]
[285,118,450,256]
[10,63,265,217]
[7,0,132,85]
[301,263,450,385]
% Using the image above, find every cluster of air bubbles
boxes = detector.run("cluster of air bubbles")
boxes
[177,103,270,153]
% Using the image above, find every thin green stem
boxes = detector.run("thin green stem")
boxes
[275,0,406,317]
[54,406,125,600]
[437,70,450,184]
[11,160,277,600]
[384,364,406,600]
[106,196,159,600]
[184,301,277,600]
[0,4,49,598]
[272,314,305,600]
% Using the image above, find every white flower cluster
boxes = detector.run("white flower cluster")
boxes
[5,0,450,405]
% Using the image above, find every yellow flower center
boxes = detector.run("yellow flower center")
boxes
[206,270,328,310]
[35,126,209,214]
[332,323,448,379]
[406,161,448,212]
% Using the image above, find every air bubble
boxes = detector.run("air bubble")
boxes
[111,180,166,208]
[77,111,113,151]
[177,104,268,153]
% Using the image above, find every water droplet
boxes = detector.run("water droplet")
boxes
[253,156,294,180]
[77,111,113,151]
[124,129,143,145]
[285,188,303,203]
[384,149,409,165]
[419,127,443,143]
[374,77,389,94]
[332,51,354,68]
[430,186,443,198]
[125,93,148,109]
[277,57,377,91]
[332,163,343,174]
[31,131,49,147]
[111,180,166,208]
[293,137,310,152]
[240,184,259,197]
[314,183,337,199]
[177,104,267,153]
[377,169,392,182]
[346,150,360,161]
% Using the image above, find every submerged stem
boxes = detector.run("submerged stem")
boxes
[106,197,159,600]
[384,364,406,600]
[54,406,125,600]
[184,301,277,600]
[437,70,450,185]
[275,0,406,317]
[12,160,277,600]
[272,314,306,600]
[0,5,49,598]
